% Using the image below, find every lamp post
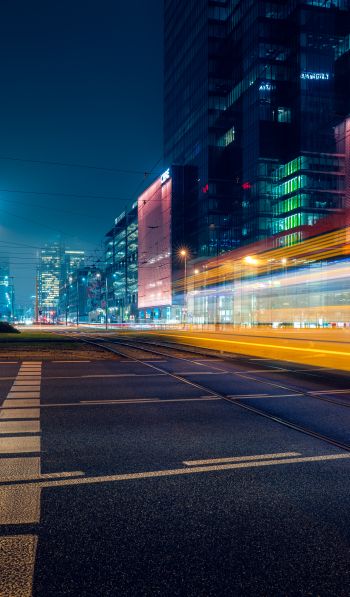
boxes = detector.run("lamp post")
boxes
[105,276,108,331]
[96,272,102,324]
[180,249,188,325]
[281,258,288,326]
[8,276,14,322]
[65,284,68,326]
[76,278,79,327]
[68,276,73,326]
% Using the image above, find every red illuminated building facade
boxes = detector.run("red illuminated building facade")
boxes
[138,165,197,321]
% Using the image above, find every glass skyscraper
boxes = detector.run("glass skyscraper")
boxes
[105,202,138,322]
[164,0,350,254]
[38,243,62,321]
[0,261,13,321]
[164,0,242,258]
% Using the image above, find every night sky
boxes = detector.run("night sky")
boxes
[0,0,163,304]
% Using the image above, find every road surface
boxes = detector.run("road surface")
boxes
[1,337,350,595]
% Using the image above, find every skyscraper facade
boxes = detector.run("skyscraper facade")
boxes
[137,165,198,320]
[0,261,13,321]
[38,243,62,321]
[164,0,350,255]
[105,202,138,322]
[62,250,85,280]
[164,0,242,258]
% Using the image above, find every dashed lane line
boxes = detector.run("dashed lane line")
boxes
[227,393,303,399]
[41,373,167,380]
[183,451,301,466]
[79,396,221,406]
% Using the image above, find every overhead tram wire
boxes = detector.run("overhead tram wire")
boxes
[0,209,107,248]
[87,156,163,268]
[0,196,108,220]
[0,187,129,202]
[0,155,150,175]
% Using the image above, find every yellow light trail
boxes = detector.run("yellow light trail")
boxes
[156,333,350,358]
[174,225,350,290]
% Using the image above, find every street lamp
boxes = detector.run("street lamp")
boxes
[76,278,79,327]
[66,276,73,326]
[105,276,108,331]
[179,249,188,325]
[7,276,14,322]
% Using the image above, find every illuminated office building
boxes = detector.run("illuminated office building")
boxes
[164,1,350,253]
[57,250,86,322]
[38,243,62,321]
[63,250,85,279]
[0,262,13,321]
[104,202,138,322]
[137,165,197,321]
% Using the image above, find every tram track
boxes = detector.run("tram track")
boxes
[83,335,350,410]
[77,334,350,454]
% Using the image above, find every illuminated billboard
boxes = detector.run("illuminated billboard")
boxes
[138,173,172,308]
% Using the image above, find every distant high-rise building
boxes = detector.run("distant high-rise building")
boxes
[0,261,13,321]
[37,243,62,321]
[63,250,85,280]
[164,0,350,254]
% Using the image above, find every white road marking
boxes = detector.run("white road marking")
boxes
[0,436,40,454]
[44,373,167,379]
[0,460,83,483]
[0,362,18,364]
[240,369,288,373]
[7,392,40,398]
[0,457,40,480]
[9,452,350,490]
[0,361,42,597]
[0,535,37,596]
[3,399,40,408]
[13,381,41,386]
[0,486,41,524]
[226,393,303,399]
[79,397,221,405]
[175,371,227,375]
[16,373,41,377]
[0,421,40,434]
[0,408,40,419]
[309,389,350,395]
[183,451,301,466]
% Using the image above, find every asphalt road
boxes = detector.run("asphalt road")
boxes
[1,347,350,596]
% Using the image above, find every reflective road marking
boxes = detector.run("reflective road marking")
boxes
[0,535,37,596]
[183,452,301,466]
[0,361,42,596]
[3,452,350,490]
